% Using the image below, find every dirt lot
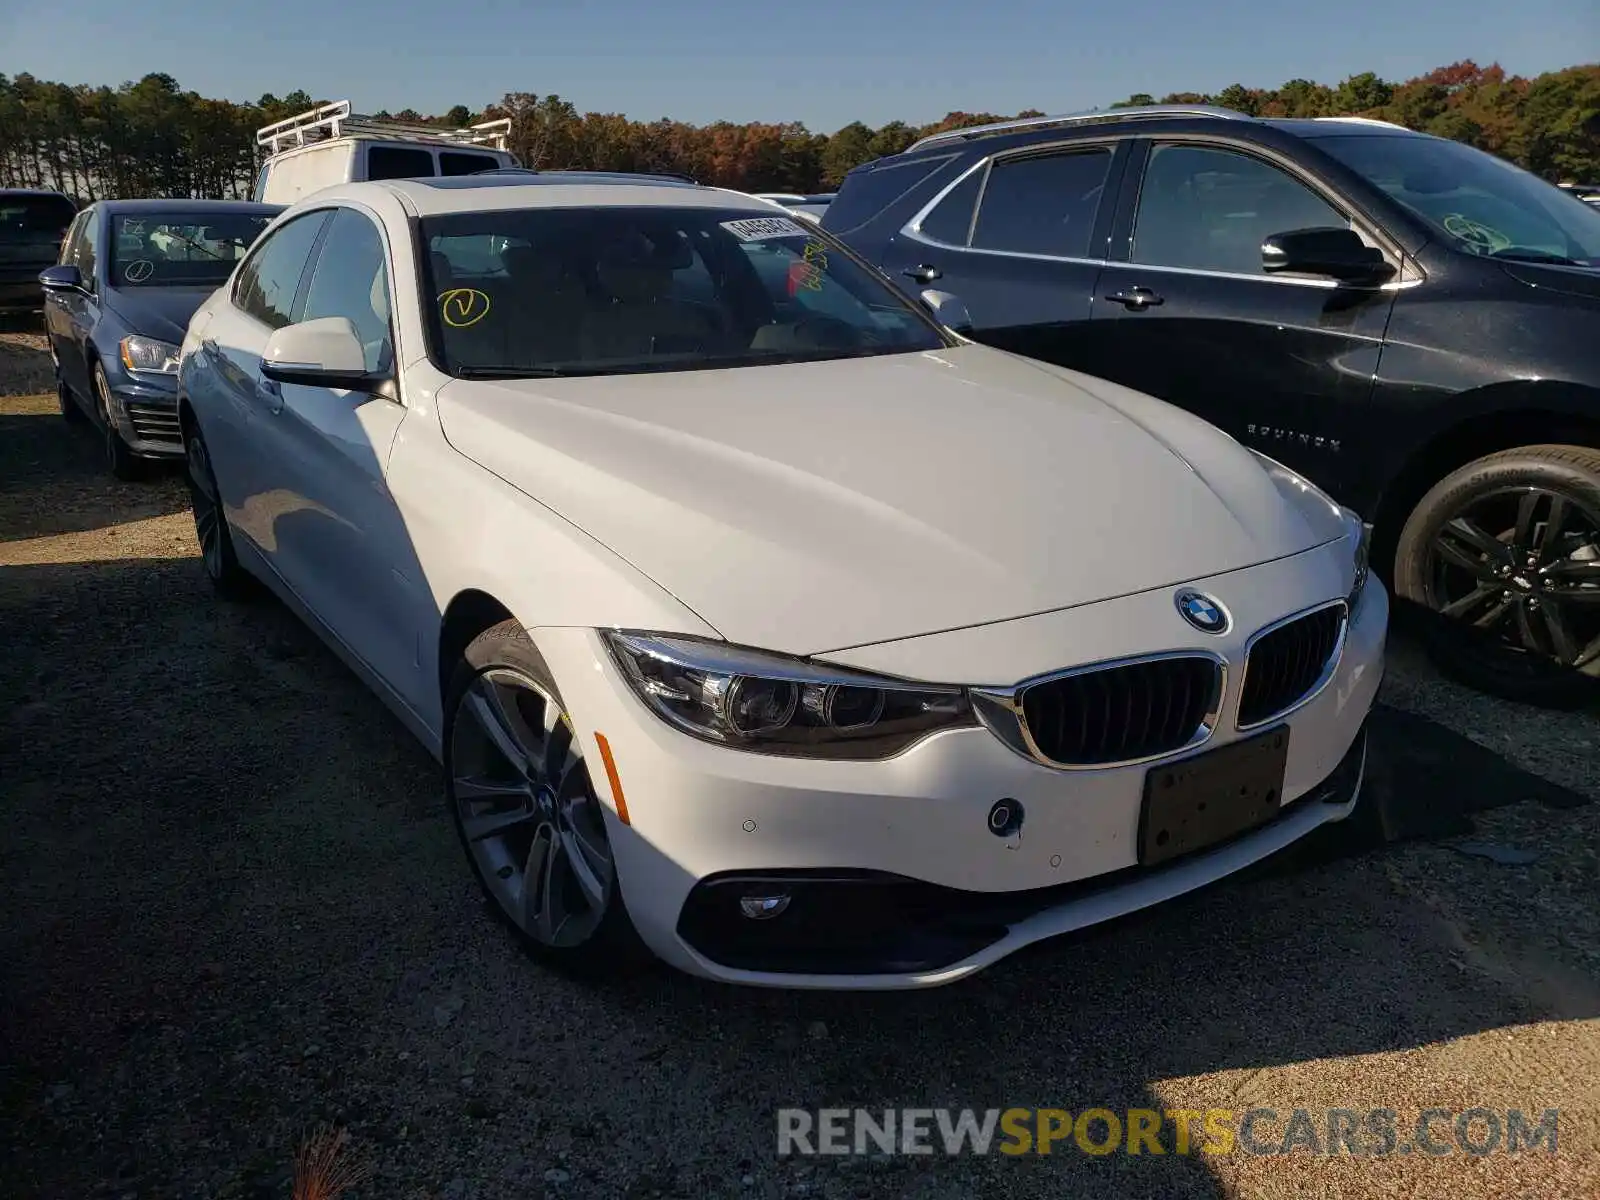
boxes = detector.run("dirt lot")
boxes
[2,327,1599,1199]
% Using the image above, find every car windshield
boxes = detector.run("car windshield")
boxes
[0,194,75,242]
[420,205,949,377]
[110,212,276,287]
[1310,134,1600,267]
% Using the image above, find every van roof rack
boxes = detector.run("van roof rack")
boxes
[256,100,512,156]
[904,104,1251,153]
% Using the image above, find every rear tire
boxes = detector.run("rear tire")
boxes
[444,621,650,979]
[1394,444,1600,710]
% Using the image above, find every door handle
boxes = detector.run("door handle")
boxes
[902,264,942,284]
[1105,287,1164,311]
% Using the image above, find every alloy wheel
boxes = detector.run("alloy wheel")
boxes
[1423,485,1600,675]
[449,669,616,947]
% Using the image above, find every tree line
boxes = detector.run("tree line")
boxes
[1,61,1595,204]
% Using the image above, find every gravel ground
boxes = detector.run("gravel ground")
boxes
[2,352,1598,1198]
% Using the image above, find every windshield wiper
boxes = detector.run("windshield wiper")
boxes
[1488,248,1589,267]
[452,365,605,379]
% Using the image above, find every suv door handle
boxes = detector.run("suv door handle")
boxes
[902,264,942,284]
[1105,287,1164,311]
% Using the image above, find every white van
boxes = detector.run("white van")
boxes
[251,101,519,206]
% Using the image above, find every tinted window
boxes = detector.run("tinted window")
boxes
[367,146,435,180]
[822,154,956,234]
[440,152,501,177]
[419,207,947,377]
[110,212,274,288]
[1310,134,1600,265]
[78,211,100,281]
[970,149,1112,258]
[1132,144,1347,275]
[0,193,76,242]
[235,212,329,329]
[918,168,982,245]
[59,211,86,267]
[300,208,392,373]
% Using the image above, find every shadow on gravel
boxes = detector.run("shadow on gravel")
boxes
[2,553,1594,1199]
[0,409,188,541]
[0,325,54,397]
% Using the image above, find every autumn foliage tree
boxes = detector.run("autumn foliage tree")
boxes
[1,61,1595,202]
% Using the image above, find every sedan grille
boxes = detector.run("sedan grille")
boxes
[1237,603,1346,728]
[1019,656,1220,766]
[125,401,181,446]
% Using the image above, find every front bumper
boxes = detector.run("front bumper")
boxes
[536,556,1388,990]
[100,363,182,458]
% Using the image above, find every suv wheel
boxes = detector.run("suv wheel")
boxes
[1394,444,1600,709]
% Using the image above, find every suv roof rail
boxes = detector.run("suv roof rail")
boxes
[904,104,1252,153]
[256,100,512,156]
[1310,116,1410,130]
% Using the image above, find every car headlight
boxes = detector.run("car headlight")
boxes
[603,632,975,759]
[1343,507,1371,609]
[120,335,181,375]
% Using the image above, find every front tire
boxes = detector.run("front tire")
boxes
[184,421,254,599]
[92,361,144,481]
[444,622,648,977]
[54,349,84,424]
[1394,444,1600,709]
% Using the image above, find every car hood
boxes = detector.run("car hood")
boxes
[104,284,217,345]
[436,345,1342,656]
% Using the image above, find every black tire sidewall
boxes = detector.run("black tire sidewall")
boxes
[184,423,251,598]
[1394,446,1600,708]
[443,620,648,975]
[94,362,143,481]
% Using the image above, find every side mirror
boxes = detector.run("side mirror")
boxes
[1262,227,1395,285]
[260,317,386,392]
[39,264,84,292]
[919,288,974,333]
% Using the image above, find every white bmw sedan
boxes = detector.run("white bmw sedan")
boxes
[177,175,1387,989]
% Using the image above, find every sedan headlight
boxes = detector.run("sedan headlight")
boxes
[604,632,975,758]
[120,335,181,375]
[1343,507,1372,609]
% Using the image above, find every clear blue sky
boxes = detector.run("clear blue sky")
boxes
[2,0,1595,133]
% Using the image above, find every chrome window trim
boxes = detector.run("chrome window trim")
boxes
[971,649,1227,772]
[1234,598,1350,732]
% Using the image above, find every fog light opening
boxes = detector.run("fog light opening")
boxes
[738,893,792,920]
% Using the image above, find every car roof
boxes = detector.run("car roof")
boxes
[343,176,783,216]
[1,188,73,199]
[94,199,285,215]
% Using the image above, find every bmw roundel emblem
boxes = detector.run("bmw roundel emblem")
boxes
[1175,589,1230,635]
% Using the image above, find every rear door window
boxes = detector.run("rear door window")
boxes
[970,148,1114,258]
[440,151,502,176]
[366,146,436,181]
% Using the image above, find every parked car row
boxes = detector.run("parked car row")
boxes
[13,100,1591,990]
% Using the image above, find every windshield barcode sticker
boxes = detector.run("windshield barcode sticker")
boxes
[721,216,809,242]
